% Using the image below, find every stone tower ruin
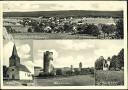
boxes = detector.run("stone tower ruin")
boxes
[43,51,54,74]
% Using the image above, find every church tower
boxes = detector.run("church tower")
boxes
[9,44,20,67]
[79,62,82,71]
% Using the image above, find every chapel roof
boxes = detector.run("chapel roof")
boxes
[17,64,31,73]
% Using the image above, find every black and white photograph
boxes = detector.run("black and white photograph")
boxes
[3,40,34,86]
[3,1,124,40]
[33,40,95,86]
[95,46,124,86]
[0,1,127,89]
[33,40,124,86]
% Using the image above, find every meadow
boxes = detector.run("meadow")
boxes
[11,33,97,40]
[95,70,124,86]
[3,80,34,86]
[34,75,95,86]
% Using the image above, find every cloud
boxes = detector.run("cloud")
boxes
[34,49,59,67]
[17,44,31,59]
[56,40,95,51]
[3,41,14,66]
[38,49,58,59]
[33,40,123,69]
[54,55,95,68]
[22,60,34,74]
[55,56,74,68]
[94,47,122,59]
[94,41,123,59]
[3,1,124,12]
[34,59,43,68]
[3,41,32,66]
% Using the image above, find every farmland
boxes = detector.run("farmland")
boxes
[34,75,95,86]
[95,70,124,86]
[3,10,123,18]
[11,33,98,39]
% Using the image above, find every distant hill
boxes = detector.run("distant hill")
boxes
[3,10,123,18]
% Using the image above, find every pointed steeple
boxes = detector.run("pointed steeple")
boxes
[12,44,19,57]
[9,44,20,67]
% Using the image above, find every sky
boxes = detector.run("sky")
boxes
[33,40,124,68]
[3,1,125,12]
[3,40,34,74]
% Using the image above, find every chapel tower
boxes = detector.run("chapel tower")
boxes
[9,44,20,67]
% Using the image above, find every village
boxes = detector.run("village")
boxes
[3,15,123,39]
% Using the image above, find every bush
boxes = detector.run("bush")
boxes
[38,72,55,77]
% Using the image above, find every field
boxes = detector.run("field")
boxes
[11,33,98,39]
[95,70,124,86]
[34,75,95,86]
[4,10,123,18]
[3,80,34,86]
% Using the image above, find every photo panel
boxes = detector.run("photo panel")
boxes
[33,40,124,86]
[3,40,34,86]
[3,1,124,40]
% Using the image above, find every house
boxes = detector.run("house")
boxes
[34,66,43,76]
[103,58,110,71]
[6,44,33,80]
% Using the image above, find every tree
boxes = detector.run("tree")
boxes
[116,19,123,39]
[33,25,41,32]
[117,48,124,68]
[110,55,117,70]
[63,22,73,33]
[56,69,63,75]
[91,25,100,37]
[109,24,116,34]
[3,65,8,77]
[77,24,87,34]
[85,24,100,37]
[109,48,124,70]
[95,56,105,70]
[101,24,109,38]
[28,27,33,32]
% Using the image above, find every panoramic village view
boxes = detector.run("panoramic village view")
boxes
[3,11,123,40]
[2,1,125,87]
[3,2,124,40]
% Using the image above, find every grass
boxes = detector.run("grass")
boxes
[3,80,34,86]
[34,75,95,86]
[3,75,94,86]
[11,33,97,39]
[95,70,124,86]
